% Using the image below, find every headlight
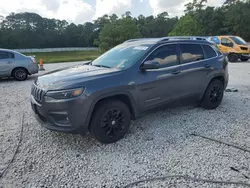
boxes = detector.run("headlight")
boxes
[45,88,84,100]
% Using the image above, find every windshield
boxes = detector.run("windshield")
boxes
[229,36,247,45]
[91,43,151,69]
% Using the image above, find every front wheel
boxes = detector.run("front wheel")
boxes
[90,100,131,144]
[201,80,224,109]
[240,57,249,62]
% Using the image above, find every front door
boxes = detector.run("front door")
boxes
[0,51,15,76]
[136,44,182,110]
[218,37,234,54]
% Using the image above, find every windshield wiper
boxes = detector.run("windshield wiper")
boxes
[92,64,111,68]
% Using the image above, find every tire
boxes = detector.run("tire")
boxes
[240,57,249,62]
[228,54,238,62]
[201,80,224,110]
[90,100,131,144]
[13,68,28,81]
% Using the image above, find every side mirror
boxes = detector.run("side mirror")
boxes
[141,61,160,70]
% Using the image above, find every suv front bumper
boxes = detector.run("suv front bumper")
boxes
[30,94,90,133]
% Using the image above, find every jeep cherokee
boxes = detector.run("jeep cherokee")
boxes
[31,37,229,143]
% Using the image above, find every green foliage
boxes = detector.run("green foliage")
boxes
[137,12,178,38]
[169,14,203,36]
[97,17,141,52]
[195,6,225,36]
[1,0,250,51]
[222,1,250,40]
[0,12,98,48]
[185,0,208,13]
[24,51,101,63]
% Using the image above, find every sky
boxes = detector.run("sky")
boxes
[0,0,225,24]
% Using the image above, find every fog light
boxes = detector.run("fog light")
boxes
[52,114,70,126]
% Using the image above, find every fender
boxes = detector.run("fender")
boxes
[198,73,226,101]
[84,91,139,128]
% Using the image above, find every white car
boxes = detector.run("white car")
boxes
[0,49,38,81]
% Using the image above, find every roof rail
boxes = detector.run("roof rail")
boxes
[123,36,208,44]
[157,36,208,43]
[123,39,142,43]
[123,38,158,43]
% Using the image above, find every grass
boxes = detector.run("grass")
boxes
[24,50,101,63]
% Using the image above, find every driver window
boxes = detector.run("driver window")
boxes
[221,38,234,47]
[145,44,179,68]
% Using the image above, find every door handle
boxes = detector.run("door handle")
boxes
[172,70,181,75]
[7,61,13,64]
[204,64,211,68]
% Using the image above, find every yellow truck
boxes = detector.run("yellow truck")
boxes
[208,36,250,62]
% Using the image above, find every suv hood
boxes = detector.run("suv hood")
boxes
[35,64,119,90]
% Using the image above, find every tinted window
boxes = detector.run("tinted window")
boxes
[0,51,11,59]
[209,36,220,44]
[211,44,221,55]
[221,38,234,47]
[229,36,247,45]
[10,53,15,58]
[145,44,178,68]
[180,44,204,64]
[203,45,217,58]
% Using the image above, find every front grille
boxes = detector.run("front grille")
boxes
[240,46,248,51]
[31,85,45,103]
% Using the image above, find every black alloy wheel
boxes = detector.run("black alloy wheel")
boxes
[201,79,224,109]
[90,100,131,144]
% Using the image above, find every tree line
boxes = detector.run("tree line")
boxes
[0,0,249,51]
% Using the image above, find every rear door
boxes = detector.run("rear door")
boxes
[218,37,234,54]
[0,51,15,76]
[176,43,209,98]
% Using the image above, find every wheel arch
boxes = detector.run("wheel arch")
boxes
[199,75,225,101]
[209,76,225,87]
[11,67,30,76]
[228,52,239,56]
[85,92,138,130]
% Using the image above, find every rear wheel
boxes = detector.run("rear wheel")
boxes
[240,57,249,62]
[201,80,224,109]
[90,100,131,144]
[228,54,238,62]
[13,68,28,81]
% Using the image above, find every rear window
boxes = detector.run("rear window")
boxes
[203,45,217,58]
[180,44,204,64]
[209,36,220,44]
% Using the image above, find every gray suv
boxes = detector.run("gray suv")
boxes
[0,49,38,81]
[31,37,229,143]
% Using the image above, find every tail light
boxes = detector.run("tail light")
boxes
[31,58,37,64]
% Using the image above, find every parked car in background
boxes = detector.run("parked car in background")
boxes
[208,36,250,62]
[31,37,229,143]
[0,49,38,81]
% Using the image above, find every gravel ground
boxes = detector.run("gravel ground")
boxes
[0,61,250,188]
